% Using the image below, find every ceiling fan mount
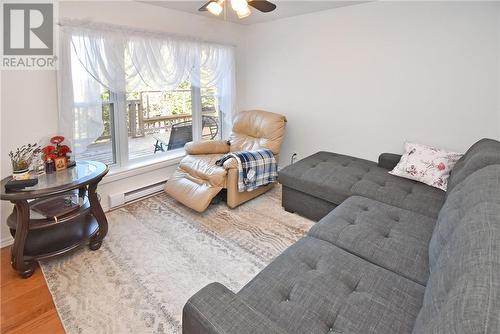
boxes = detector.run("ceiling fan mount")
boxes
[199,0,276,19]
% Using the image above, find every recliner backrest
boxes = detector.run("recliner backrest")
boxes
[229,110,287,155]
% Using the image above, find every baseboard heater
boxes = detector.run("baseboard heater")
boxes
[108,180,167,209]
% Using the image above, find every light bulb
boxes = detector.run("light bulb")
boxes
[207,1,223,16]
[236,6,251,18]
[230,0,248,12]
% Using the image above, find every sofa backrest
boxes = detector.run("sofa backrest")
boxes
[413,165,500,334]
[428,164,500,270]
[447,138,500,192]
[229,110,287,155]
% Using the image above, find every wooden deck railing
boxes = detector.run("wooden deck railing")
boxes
[93,100,217,141]
[127,100,194,137]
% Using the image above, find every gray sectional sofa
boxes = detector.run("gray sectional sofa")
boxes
[183,138,500,334]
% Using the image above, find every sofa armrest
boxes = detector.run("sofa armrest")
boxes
[378,153,402,170]
[185,140,230,155]
[183,282,286,334]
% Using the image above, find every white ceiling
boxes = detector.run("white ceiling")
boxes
[143,1,366,25]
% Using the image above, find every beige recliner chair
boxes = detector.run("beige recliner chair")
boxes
[164,110,286,212]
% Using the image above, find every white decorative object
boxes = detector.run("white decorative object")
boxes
[389,142,462,191]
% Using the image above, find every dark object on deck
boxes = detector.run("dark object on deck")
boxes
[153,116,219,153]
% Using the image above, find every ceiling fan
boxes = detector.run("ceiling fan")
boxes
[199,0,277,19]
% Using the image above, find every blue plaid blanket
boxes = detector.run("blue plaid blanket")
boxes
[216,149,278,192]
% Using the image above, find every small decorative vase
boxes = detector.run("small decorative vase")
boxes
[45,159,56,174]
[12,168,30,180]
[33,156,46,176]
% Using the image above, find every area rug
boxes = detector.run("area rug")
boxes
[40,185,313,334]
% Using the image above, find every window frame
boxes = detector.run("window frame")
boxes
[103,83,213,169]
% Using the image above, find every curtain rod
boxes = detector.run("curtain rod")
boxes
[57,18,236,48]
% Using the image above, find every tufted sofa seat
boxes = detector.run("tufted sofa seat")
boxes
[279,151,446,221]
[183,138,500,334]
[237,236,425,334]
[308,196,435,285]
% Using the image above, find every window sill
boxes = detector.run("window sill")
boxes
[101,150,185,185]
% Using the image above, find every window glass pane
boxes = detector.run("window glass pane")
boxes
[126,81,193,160]
[75,90,117,165]
[200,62,221,141]
[201,85,221,141]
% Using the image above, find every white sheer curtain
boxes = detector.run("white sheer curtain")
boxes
[197,45,236,138]
[58,19,236,153]
[58,28,106,154]
[127,35,195,91]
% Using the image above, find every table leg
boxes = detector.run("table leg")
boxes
[11,200,35,278]
[88,181,108,251]
[78,185,86,200]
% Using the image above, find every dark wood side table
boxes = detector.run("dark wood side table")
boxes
[0,161,109,278]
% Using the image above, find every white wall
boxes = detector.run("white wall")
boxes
[238,1,500,164]
[1,71,59,245]
[0,1,246,246]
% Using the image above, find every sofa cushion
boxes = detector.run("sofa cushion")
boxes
[428,165,500,271]
[308,196,435,285]
[388,141,462,191]
[447,138,500,192]
[279,152,378,205]
[279,152,445,218]
[350,168,445,218]
[179,154,227,187]
[429,165,500,270]
[238,237,425,334]
[412,176,500,333]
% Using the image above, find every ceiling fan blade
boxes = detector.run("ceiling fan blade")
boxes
[248,0,276,13]
[198,0,212,11]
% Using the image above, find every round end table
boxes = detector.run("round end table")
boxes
[0,161,109,278]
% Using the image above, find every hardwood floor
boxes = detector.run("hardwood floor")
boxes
[1,246,65,334]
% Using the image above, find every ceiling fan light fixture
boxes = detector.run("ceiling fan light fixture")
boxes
[199,0,275,18]
[236,6,251,18]
[230,0,248,12]
[207,0,224,15]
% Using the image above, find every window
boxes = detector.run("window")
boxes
[59,22,234,169]
[76,81,222,166]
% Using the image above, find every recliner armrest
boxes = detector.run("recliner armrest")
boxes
[183,282,286,334]
[378,153,402,170]
[185,140,231,155]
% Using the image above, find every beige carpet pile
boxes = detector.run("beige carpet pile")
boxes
[41,186,313,334]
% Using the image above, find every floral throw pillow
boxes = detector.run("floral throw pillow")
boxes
[389,142,462,191]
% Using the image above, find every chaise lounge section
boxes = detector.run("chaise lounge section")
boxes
[278,151,446,221]
[183,138,500,334]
